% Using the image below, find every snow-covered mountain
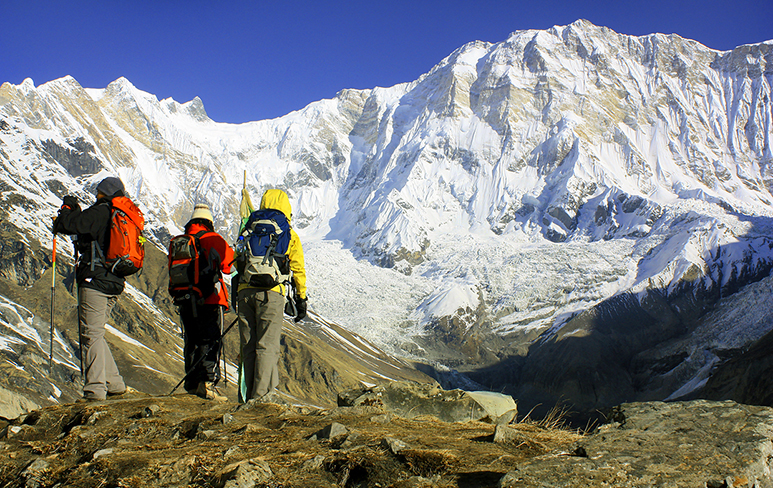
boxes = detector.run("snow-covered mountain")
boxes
[1,19,772,416]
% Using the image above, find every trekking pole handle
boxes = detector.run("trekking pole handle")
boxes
[51,233,57,289]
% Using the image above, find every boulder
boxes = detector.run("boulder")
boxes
[466,391,518,420]
[21,458,49,488]
[310,422,348,440]
[382,436,409,455]
[338,382,517,423]
[493,425,530,445]
[217,459,273,488]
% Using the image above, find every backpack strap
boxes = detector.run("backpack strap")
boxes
[192,230,212,274]
[91,241,99,272]
[88,201,113,271]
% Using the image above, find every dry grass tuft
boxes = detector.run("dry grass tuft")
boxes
[518,402,591,433]
[402,448,459,477]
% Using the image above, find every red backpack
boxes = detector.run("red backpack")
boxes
[168,230,216,301]
[100,196,146,276]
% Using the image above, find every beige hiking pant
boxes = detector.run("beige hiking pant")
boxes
[238,289,284,400]
[79,287,125,400]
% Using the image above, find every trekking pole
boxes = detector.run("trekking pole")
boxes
[73,241,83,378]
[49,231,56,374]
[221,341,227,386]
[168,316,239,396]
[77,278,83,378]
[220,305,227,387]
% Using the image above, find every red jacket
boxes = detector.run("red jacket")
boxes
[186,223,234,309]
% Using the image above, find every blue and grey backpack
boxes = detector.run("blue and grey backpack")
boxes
[236,209,292,289]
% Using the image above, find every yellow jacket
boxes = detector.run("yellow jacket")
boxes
[239,189,307,299]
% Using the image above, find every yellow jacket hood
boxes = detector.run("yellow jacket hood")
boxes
[260,189,292,221]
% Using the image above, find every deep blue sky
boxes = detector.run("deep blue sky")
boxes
[2,0,771,124]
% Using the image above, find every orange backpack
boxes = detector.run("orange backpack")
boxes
[101,196,146,276]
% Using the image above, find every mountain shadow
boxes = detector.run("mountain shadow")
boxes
[464,215,773,425]
[695,327,773,406]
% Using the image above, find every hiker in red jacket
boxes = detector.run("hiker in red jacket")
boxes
[175,204,234,400]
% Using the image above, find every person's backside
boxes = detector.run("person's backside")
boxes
[53,176,128,401]
[172,203,234,401]
[236,188,307,402]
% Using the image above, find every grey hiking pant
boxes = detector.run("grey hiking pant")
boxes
[238,288,284,400]
[79,287,125,400]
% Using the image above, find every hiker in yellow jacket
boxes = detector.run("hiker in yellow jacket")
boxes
[237,189,307,402]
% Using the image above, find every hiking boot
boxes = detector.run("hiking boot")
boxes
[108,386,139,398]
[77,396,103,403]
[197,382,227,402]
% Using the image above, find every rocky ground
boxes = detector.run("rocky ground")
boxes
[1,385,772,487]
[0,389,580,488]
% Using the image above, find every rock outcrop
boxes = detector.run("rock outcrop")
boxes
[501,400,773,487]
[0,387,771,487]
[338,382,518,423]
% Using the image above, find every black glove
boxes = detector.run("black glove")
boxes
[54,196,80,233]
[61,195,80,211]
[294,296,307,323]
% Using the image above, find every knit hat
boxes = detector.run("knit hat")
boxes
[190,204,214,224]
[95,176,125,197]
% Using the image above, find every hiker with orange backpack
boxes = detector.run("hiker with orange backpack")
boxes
[53,176,145,402]
[168,204,234,401]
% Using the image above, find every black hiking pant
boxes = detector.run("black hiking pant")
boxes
[179,303,223,391]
